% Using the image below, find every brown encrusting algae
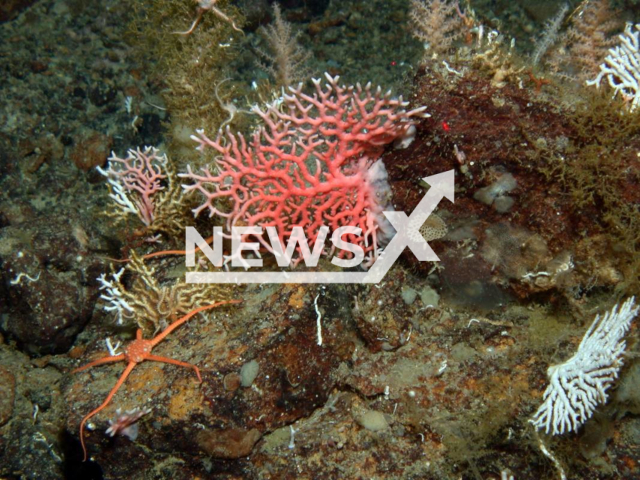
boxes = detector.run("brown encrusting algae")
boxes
[1,1,640,479]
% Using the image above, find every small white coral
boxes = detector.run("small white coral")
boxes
[587,23,640,111]
[97,269,134,325]
[530,297,638,435]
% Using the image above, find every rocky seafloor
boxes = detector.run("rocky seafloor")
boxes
[1,1,640,479]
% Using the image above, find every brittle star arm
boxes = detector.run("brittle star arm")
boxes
[173,7,205,35]
[72,353,125,373]
[210,6,242,33]
[105,235,215,263]
[72,300,241,460]
[174,2,243,36]
[145,355,202,382]
[150,300,241,347]
[77,360,136,461]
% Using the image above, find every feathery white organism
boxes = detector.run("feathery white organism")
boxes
[96,269,134,325]
[532,3,569,66]
[587,23,640,111]
[530,297,638,435]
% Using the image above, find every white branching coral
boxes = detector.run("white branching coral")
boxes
[587,23,640,111]
[96,269,134,325]
[530,297,638,435]
[95,252,234,335]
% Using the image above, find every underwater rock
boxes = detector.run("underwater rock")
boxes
[355,409,389,431]
[65,281,354,471]
[70,131,111,172]
[197,427,262,459]
[0,365,15,427]
[480,223,551,281]
[384,63,640,300]
[0,216,102,355]
[353,270,414,351]
[473,172,518,213]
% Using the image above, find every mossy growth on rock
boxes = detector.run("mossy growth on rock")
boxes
[535,90,640,294]
[126,0,247,141]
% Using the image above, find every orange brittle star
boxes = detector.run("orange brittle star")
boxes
[72,299,241,461]
[174,0,243,36]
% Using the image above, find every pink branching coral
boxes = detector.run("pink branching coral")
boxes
[180,73,428,265]
[98,147,168,227]
[98,147,187,237]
